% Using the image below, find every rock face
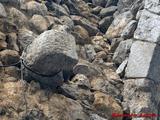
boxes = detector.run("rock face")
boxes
[22,29,78,76]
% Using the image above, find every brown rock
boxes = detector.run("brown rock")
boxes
[0,32,7,50]
[0,49,20,65]
[93,92,123,120]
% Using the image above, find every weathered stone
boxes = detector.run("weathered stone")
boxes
[0,3,6,18]
[113,39,133,65]
[18,28,37,51]
[84,44,96,62]
[22,1,48,16]
[93,91,123,120]
[91,6,102,15]
[7,33,19,52]
[123,79,158,117]
[100,6,117,18]
[0,32,7,50]
[145,0,160,15]
[73,59,102,78]
[29,14,49,34]
[60,15,74,29]
[106,0,119,7]
[116,58,128,76]
[0,50,20,65]
[72,25,90,45]
[92,0,107,7]
[106,11,134,39]
[125,41,160,82]
[110,38,123,53]
[9,7,27,28]
[134,10,160,43]
[0,20,17,33]
[71,15,99,36]
[22,29,78,76]
[46,2,69,16]
[60,74,91,100]
[99,16,113,33]
[121,20,137,39]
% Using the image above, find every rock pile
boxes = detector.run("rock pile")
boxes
[0,0,159,120]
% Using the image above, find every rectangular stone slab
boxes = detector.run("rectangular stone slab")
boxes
[125,41,160,81]
[134,10,160,43]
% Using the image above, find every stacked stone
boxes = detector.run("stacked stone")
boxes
[123,0,160,119]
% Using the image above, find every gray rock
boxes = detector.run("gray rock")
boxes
[91,6,102,15]
[123,79,158,116]
[118,0,144,14]
[18,28,37,51]
[106,11,134,39]
[90,114,108,120]
[22,29,78,76]
[0,3,6,18]
[99,6,117,18]
[134,10,160,43]
[73,59,102,78]
[71,15,99,36]
[113,39,133,65]
[110,38,123,53]
[29,14,49,34]
[116,58,128,76]
[125,41,160,82]
[22,1,48,16]
[84,44,96,62]
[47,2,69,16]
[92,0,107,7]
[105,0,119,7]
[145,0,160,15]
[121,20,137,39]
[60,16,74,29]
[99,16,113,33]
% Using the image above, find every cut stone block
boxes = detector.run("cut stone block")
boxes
[125,41,160,81]
[134,10,160,43]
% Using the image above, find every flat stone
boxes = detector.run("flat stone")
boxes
[125,41,160,81]
[145,0,160,15]
[134,10,160,43]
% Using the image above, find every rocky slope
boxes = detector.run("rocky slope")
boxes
[0,0,159,120]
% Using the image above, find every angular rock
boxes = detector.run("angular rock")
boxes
[123,79,158,116]
[106,11,134,39]
[125,41,160,82]
[99,6,117,18]
[46,2,69,16]
[116,58,128,76]
[84,44,96,62]
[93,92,123,120]
[90,114,107,120]
[60,15,74,29]
[0,3,6,18]
[22,1,48,16]
[99,16,113,33]
[113,39,133,65]
[9,7,27,28]
[72,25,90,45]
[73,59,102,78]
[134,10,160,43]
[106,0,119,7]
[0,32,7,50]
[22,29,78,76]
[71,15,99,36]
[92,0,107,7]
[18,28,37,51]
[121,20,137,39]
[145,0,160,15]
[7,33,19,52]
[29,14,49,34]
[91,6,102,15]
[0,50,20,65]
